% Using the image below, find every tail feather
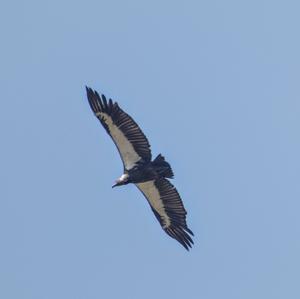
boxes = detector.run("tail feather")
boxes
[152,154,174,179]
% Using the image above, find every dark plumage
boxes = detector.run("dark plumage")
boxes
[86,87,194,250]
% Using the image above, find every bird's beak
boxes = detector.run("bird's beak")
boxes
[112,181,119,188]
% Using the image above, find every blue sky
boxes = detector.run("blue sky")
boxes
[1,1,300,298]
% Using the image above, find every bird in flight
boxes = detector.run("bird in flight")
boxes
[86,87,194,250]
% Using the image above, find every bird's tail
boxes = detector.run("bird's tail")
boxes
[152,154,174,179]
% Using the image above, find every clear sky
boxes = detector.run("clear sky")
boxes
[1,1,300,298]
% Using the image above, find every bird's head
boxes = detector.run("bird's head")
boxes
[112,173,129,188]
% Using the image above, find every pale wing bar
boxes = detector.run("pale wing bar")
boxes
[86,87,152,170]
[136,179,194,250]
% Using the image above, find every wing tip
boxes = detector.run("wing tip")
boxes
[85,86,92,99]
[165,226,194,251]
[86,87,116,115]
[85,85,95,98]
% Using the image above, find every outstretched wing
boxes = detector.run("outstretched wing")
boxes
[86,87,152,170]
[136,179,194,250]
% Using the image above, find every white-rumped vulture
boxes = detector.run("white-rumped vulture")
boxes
[86,87,194,250]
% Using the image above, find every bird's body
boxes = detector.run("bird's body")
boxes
[119,163,158,185]
[86,87,194,250]
[115,154,174,186]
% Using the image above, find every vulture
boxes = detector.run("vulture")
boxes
[86,87,194,250]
